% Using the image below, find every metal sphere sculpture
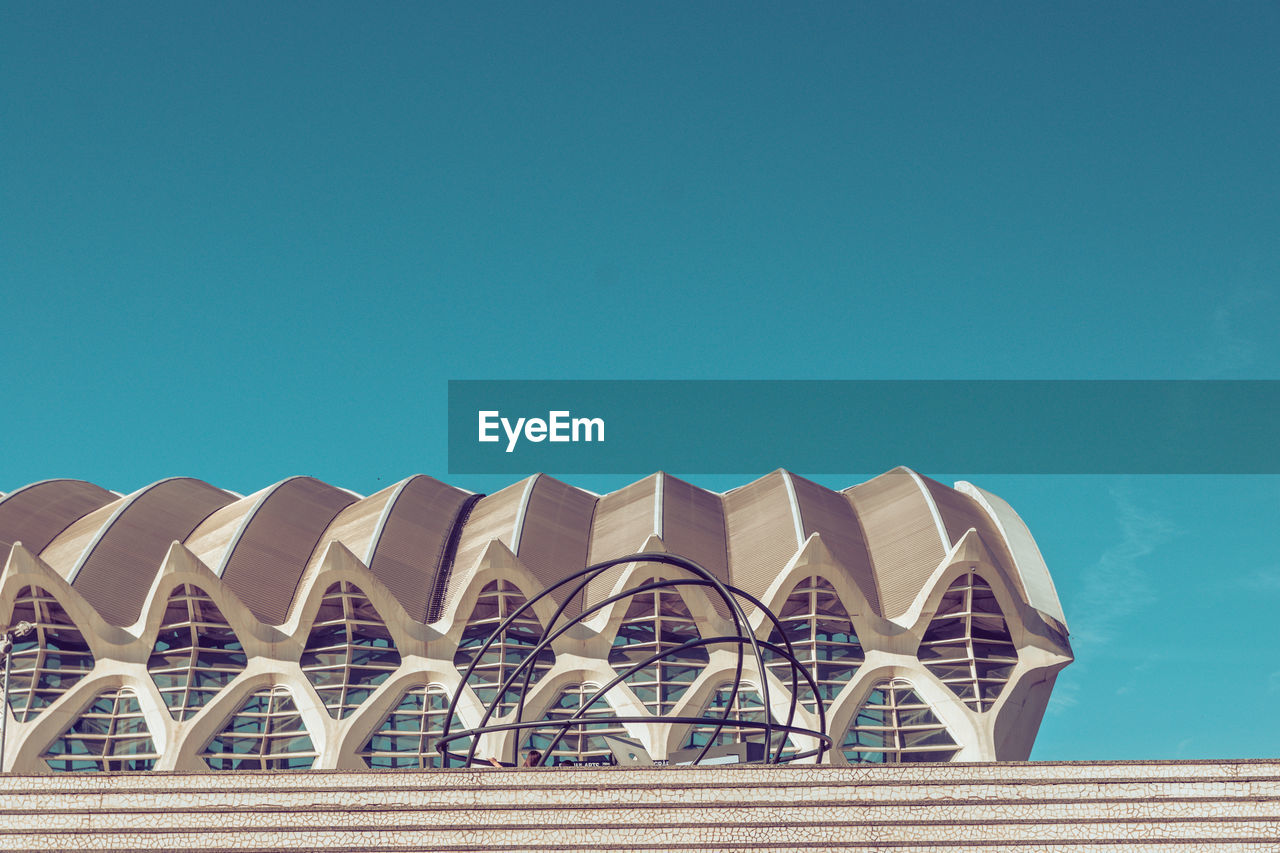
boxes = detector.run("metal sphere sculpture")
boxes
[437,553,832,767]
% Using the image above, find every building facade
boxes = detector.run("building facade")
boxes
[0,468,1072,773]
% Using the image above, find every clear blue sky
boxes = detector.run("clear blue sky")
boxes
[2,2,1278,760]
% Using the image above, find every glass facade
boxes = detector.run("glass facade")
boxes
[148,585,247,721]
[453,580,554,717]
[766,575,862,712]
[522,683,626,764]
[683,682,768,750]
[4,586,95,722]
[301,582,401,719]
[358,685,452,769]
[43,688,158,772]
[203,686,317,770]
[609,578,708,714]
[918,571,1018,712]
[841,678,959,763]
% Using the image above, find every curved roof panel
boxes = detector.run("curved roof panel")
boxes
[365,475,473,622]
[307,484,399,572]
[788,472,880,612]
[582,474,660,610]
[659,474,730,586]
[214,477,357,625]
[955,481,1068,629]
[586,474,658,566]
[844,467,949,620]
[39,499,124,580]
[510,475,597,616]
[723,470,802,605]
[451,477,530,575]
[0,480,117,556]
[917,473,1028,603]
[48,478,235,625]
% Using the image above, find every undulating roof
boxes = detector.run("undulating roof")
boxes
[0,468,1068,632]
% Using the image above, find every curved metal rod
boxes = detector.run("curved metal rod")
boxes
[536,635,828,766]
[442,553,768,768]
[509,568,603,759]
[454,571,747,769]
[518,577,817,766]
[439,562,827,767]
[527,581,819,767]
[459,573,757,768]
[443,560,818,767]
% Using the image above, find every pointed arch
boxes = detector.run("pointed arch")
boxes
[522,683,625,764]
[41,687,158,772]
[681,681,785,756]
[766,575,863,712]
[147,584,248,720]
[919,570,1018,712]
[608,576,708,715]
[202,686,316,770]
[358,684,453,769]
[841,678,958,763]
[4,585,95,722]
[452,579,555,716]
[300,582,401,718]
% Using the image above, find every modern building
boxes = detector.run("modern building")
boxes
[0,468,1071,774]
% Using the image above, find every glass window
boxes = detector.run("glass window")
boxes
[608,578,709,715]
[300,583,401,719]
[5,586,95,722]
[918,571,1018,712]
[148,585,247,721]
[203,686,316,770]
[43,688,158,772]
[766,576,863,713]
[841,678,958,764]
[358,685,456,769]
[453,581,554,717]
[522,683,624,764]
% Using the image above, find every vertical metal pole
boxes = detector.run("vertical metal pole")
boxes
[0,633,11,774]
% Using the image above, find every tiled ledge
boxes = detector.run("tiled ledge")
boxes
[2,760,1279,794]
[1,761,1276,852]
[2,781,1278,814]
[2,797,1279,832]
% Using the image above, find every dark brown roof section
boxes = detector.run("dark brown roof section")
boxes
[788,472,880,614]
[512,475,597,617]
[917,473,1028,602]
[218,477,357,625]
[0,480,117,556]
[723,470,801,610]
[63,478,236,626]
[844,468,948,620]
[367,475,473,622]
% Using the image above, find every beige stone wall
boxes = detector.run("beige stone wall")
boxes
[0,761,1276,850]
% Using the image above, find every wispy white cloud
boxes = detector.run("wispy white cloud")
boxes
[1193,287,1275,378]
[1067,485,1177,653]
[1234,566,1280,594]
[1045,678,1079,715]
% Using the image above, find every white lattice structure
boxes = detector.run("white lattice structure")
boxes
[0,469,1072,773]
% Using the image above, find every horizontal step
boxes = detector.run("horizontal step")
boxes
[3,818,1280,850]
[1,798,1279,833]
[3,760,1279,796]
[3,778,1278,814]
[9,844,1280,853]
